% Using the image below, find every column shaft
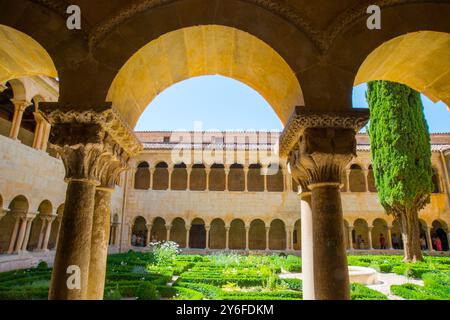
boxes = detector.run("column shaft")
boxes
[186,227,190,249]
[14,217,28,252]
[225,227,230,250]
[265,227,270,251]
[87,188,112,300]
[7,217,20,254]
[42,218,54,251]
[21,218,34,251]
[310,184,350,300]
[426,227,434,251]
[245,227,249,250]
[348,227,354,250]
[368,227,374,250]
[300,193,315,300]
[49,180,96,300]
[37,218,47,250]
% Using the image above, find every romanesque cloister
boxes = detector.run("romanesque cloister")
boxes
[0,0,449,301]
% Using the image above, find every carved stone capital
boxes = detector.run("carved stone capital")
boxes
[281,108,369,189]
[11,99,32,112]
[39,103,142,183]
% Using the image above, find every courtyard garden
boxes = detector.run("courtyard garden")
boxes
[0,242,448,300]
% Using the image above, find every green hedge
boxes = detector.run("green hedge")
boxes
[350,283,388,300]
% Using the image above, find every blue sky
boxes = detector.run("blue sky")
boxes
[135,75,450,133]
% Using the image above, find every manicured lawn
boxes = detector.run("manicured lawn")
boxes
[0,252,448,300]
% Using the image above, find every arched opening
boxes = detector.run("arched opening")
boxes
[432,168,441,193]
[170,217,186,248]
[247,164,264,192]
[391,219,403,250]
[0,82,14,138]
[367,165,377,192]
[27,200,52,251]
[371,218,388,249]
[209,218,226,249]
[134,161,150,190]
[229,219,245,250]
[0,195,29,253]
[267,164,284,192]
[131,216,147,247]
[171,162,187,190]
[269,219,286,250]
[228,163,244,192]
[150,217,167,242]
[189,218,206,249]
[431,220,449,251]
[249,219,266,250]
[354,219,369,250]
[153,162,169,190]
[349,164,366,192]
[48,204,63,250]
[293,219,301,250]
[209,163,225,191]
[190,163,206,191]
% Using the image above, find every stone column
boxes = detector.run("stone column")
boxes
[168,168,173,190]
[20,216,35,252]
[40,102,141,300]
[149,167,155,190]
[225,226,230,250]
[348,226,354,250]
[285,227,291,250]
[166,224,171,242]
[37,216,47,250]
[345,169,351,193]
[146,224,152,245]
[225,167,230,191]
[368,227,374,250]
[426,227,434,251]
[300,191,314,300]
[185,225,191,249]
[244,167,249,192]
[282,107,369,300]
[32,112,45,149]
[127,223,132,246]
[265,226,270,251]
[290,227,295,250]
[14,216,28,253]
[42,216,55,251]
[245,225,250,251]
[187,167,192,190]
[205,225,210,250]
[7,214,22,254]
[9,99,31,140]
[387,226,393,250]
[363,168,369,192]
[205,168,211,191]
[263,166,268,192]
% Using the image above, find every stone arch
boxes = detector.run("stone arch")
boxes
[269,219,286,250]
[209,163,225,191]
[153,162,169,190]
[249,219,266,250]
[134,161,150,190]
[354,218,369,250]
[105,24,305,128]
[354,31,450,108]
[27,200,53,251]
[432,167,441,193]
[151,217,167,242]
[190,163,206,191]
[293,219,301,250]
[131,216,148,247]
[229,219,245,250]
[0,82,15,138]
[247,164,264,192]
[170,217,186,248]
[349,164,366,192]
[209,218,226,249]
[431,219,448,251]
[189,218,206,249]
[367,165,377,192]
[0,195,29,253]
[0,25,58,84]
[267,164,284,192]
[228,163,245,192]
[171,162,187,191]
[371,218,388,249]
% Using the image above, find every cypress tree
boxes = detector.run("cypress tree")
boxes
[366,80,433,262]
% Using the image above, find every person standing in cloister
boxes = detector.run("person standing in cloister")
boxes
[379,234,386,249]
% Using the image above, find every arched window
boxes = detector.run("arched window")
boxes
[209,163,225,191]
[153,162,169,190]
[371,218,388,249]
[249,219,266,250]
[267,164,284,192]
[171,162,187,190]
[367,165,377,192]
[134,162,150,190]
[349,164,366,192]
[293,219,301,250]
[228,163,244,191]
[190,164,206,191]
[432,168,440,193]
[247,164,264,192]
[0,83,14,139]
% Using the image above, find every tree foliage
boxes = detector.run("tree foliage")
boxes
[366,81,433,216]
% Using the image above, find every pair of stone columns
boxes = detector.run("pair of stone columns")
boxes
[281,108,369,300]
[8,99,32,140]
[32,112,51,151]
[36,215,56,251]
[39,103,141,300]
[7,212,35,254]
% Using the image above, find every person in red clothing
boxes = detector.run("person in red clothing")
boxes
[435,237,443,251]
[379,233,386,249]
